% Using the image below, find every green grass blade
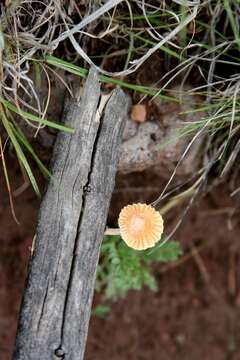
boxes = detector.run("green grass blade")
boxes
[1,114,41,197]
[45,55,179,103]
[11,121,51,179]
[223,0,240,50]
[131,33,183,60]
[0,96,75,133]
[0,136,19,224]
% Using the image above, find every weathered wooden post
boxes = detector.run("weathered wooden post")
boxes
[13,68,129,360]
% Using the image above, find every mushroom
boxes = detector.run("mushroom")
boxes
[118,203,164,250]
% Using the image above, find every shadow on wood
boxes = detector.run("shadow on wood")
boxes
[13,68,129,360]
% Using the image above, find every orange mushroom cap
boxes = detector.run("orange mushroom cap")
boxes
[118,203,164,250]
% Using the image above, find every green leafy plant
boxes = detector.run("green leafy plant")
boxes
[96,236,182,301]
[92,305,111,318]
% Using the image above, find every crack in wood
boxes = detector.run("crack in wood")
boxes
[58,102,106,351]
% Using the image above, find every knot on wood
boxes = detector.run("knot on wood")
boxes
[54,347,65,359]
[83,184,93,193]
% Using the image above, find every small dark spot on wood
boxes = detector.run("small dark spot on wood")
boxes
[150,133,156,141]
[55,347,65,359]
[83,184,93,193]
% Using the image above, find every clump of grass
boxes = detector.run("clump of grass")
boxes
[0,1,239,226]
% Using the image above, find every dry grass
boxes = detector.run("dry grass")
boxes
[0,0,239,223]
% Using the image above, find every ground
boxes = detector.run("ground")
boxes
[0,161,240,360]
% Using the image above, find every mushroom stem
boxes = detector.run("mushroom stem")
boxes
[104,228,121,236]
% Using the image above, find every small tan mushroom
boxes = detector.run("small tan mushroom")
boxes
[118,203,164,250]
